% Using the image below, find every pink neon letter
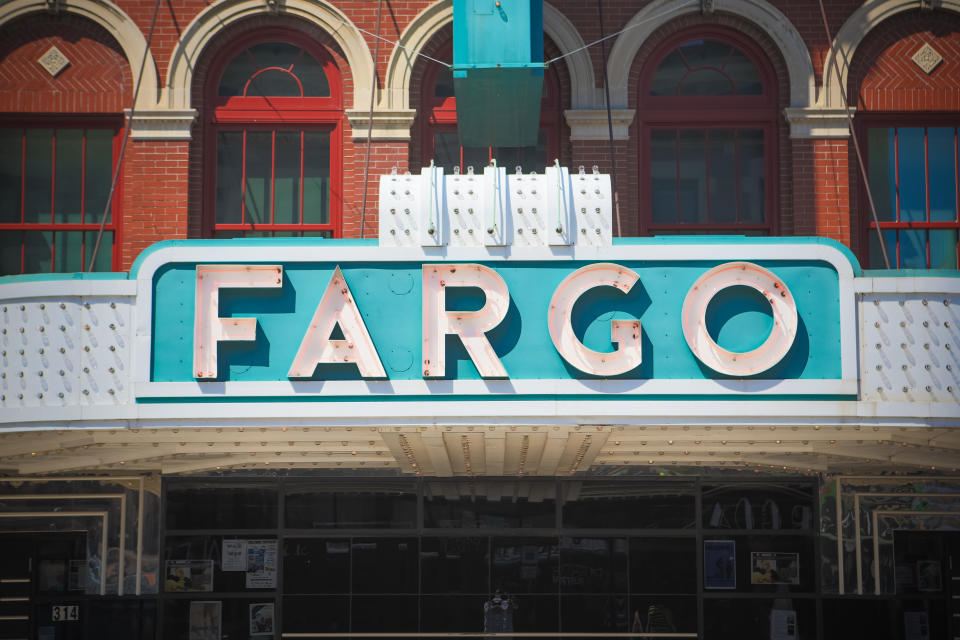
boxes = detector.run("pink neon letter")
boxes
[193,264,283,379]
[422,264,509,378]
[547,263,642,375]
[288,266,386,378]
[681,261,798,376]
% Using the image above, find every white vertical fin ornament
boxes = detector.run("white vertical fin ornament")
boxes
[548,263,642,376]
[193,265,283,379]
[288,266,386,378]
[422,264,510,378]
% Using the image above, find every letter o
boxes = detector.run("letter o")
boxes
[681,262,798,376]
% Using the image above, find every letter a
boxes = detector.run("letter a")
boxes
[288,266,386,378]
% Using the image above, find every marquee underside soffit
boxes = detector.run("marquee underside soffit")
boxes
[2,425,959,476]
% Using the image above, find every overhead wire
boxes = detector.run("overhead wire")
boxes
[359,0,384,239]
[86,0,162,272]
[597,0,622,238]
[816,0,891,269]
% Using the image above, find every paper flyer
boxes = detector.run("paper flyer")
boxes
[222,539,247,571]
[245,539,278,589]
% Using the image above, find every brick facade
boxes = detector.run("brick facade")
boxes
[1,1,958,271]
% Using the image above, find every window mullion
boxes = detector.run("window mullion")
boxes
[734,130,741,224]
[299,129,305,227]
[270,129,277,227]
[674,130,681,223]
[241,129,248,227]
[925,127,931,268]
[50,129,57,272]
[705,129,712,224]
[81,130,88,269]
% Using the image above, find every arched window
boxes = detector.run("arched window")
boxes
[421,42,561,174]
[639,30,777,235]
[204,31,342,238]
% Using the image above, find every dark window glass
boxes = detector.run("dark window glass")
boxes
[420,537,489,594]
[433,130,549,175]
[162,598,275,640]
[490,538,559,594]
[424,481,556,528]
[0,127,117,274]
[561,594,629,632]
[284,481,417,529]
[649,128,766,227]
[502,595,558,632]
[87,599,156,640]
[704,597,816,640]
[214,129,332,230]
[0,129,21,224]
[351,538,418,594]
[632,596,698,634]
[420,595,488,632]
[166,484,277,529]
[434,67,455,98]
[303,131,331,224]
[351,595,419,632]
[865,125,960,269]
[562,481,696,529]
[35,534,85,593]
[630,537,697,594]
[164,535,275,592]
[559,537,627,593]
[651,40,762,96]
[702,483,815,531]
[283,595,349,634]
[284,538,350,594]
[219,42,330,97]
[704,535,814,593]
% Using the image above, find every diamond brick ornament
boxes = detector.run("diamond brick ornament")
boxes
[38,45,69,77]
[911,43,943,75]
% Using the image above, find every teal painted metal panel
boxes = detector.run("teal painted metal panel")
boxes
[150,259,842,384]
[452,0,544,147]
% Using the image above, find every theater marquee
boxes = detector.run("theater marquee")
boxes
[134,237,857,401]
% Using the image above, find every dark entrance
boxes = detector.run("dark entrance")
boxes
[0,532,155,640]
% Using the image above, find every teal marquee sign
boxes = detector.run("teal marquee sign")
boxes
[134,237,858,400]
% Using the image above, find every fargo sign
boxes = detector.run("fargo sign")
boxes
[138,238,857,399]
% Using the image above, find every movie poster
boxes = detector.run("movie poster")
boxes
[751,552,800,585]
[704,540,736,589]
[250,603,275,636]
[165,560,214,592]
[189,601,221,640]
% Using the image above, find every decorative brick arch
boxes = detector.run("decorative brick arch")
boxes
[606,0,814,109]
[822,0,960,110]
[848,10,960,112]
[0,0,155,108]
[384,0,593,112]
[164,0,373,112]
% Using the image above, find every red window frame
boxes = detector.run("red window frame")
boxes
[638,28,779,236]
[203,29,343,238]
[421,42,562,172]
[0,116,122,274]
[857,113,960,269]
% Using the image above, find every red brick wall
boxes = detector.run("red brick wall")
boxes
[0,13,131,112]
[6,0,959,270]
[121,141,189,269]
[850,10,960,111]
